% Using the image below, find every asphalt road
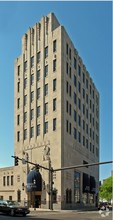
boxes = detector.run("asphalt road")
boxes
[0,210,112,220]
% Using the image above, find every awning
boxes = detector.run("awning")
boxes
[26,169,42,192]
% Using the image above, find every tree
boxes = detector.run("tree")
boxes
[99,176,112,202]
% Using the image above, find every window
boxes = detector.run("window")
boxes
[66,120,68,132]
[83,120,85,130]
[31,109,34,120]
[37,70,40,81]
[90,142,92,151]
[45,103,48,115]
[69,85,71,97]
[74,75,76,87]
[11,176,13,186]
[37,88,40,99]
[17,131,20,142]
[37,52,40,63]
[17,98,20,109]
[86,109,88,119]
[24,78,27,89]
[45,46,48,58]
[78,115,81,126]
[83,88,85,99]
[18,65,20,76]
[24,112,27,123]
[17,82,20,92]
[93,90,95,99]
[86,94,88,104]
[78,98,81,110]
[66,188,72,204]
[7,176,9,186]
[83,104,85,115]
[74,58,76,69]
[24,95,27,106]
[86,124,88,134]
[24,61,27,72]
[30,127,34,138]
[74,110,76,122]
[74,172,80,203]
[66,81,68,93]
[83,72,85,83]
[69,67,71,78]
[37,124,40,136]
[90,85,92,95]
[31,74,34,85]
[53,40,56,52]
[83,136,85,146]
[24,129,27,140]
[9,196,12,201]
[44,121,48,134]
[53,79,56,91]
[69,123,71,135]
[66,62,68,74]
[31,91,34,102]
[31,56,34,68]
[45,65,48,77]
[69,48,71,59]
[45,84,48,96]
[78,81,81,93]
[53,118,56,131]
[66,43,68,55]
[86,79,88,89]
[74,92,77,104]
[78,65,81,76]
[3,176,6,186]
[17,115,20,125]
[53,98,56,111]
[53,59,56,72]
[78,132,81,143]
[66,100,68,113]
[37,106,40,117]
[69,104,71,116]
[74,128,77,139]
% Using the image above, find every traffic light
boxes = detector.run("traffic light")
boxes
[15,156,19,166]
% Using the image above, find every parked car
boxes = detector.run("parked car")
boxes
[0,200,30,217]
[98,202,109,210]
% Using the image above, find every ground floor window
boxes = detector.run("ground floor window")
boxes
[66,188,72,203]
[74,171,80,203]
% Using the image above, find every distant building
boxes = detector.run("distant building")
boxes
[0,13,99,209]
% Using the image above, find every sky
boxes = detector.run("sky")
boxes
[0,1,112,181]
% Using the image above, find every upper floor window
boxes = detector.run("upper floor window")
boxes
[37,106,40,118]
[17,82,20,92]
[24,95,27,106]
[31,56,34,68]
[78,81,81,93]
[74,58,76,69]
[3,176,6,186]
[45,103,48,115]
[30,126,34,138]
[24,61,27,72]
[37,124,40,136]
[69,48,71,59]
[18,65,20,76]
[74,128,77,139]
[17,131,20,142]
[53,59,56,72]
[74,110,76,122]
[24,112,27,123]
[78,65,81,76]
[74,75,76,87]
[83,72,85,83]
[31,109,34,120]
[24,129,27,140]
[11,176,14,186]
[53,40,57,52]
[53,79,56,91]
[37,70,40,81]
[17,98,20,109]
[31,74,34,85]
[53,98,56,111]
[45,46,48,58]
[53,118,56,131]
[74,92,77,104]
[37,52,40,63]
[66,43,68,55]
[31,91,34,102]
[45,84,48,96]
[45,65,48,77]
[7,176,9,186]
[24,78,27,89]
[86,79,88,89]
[37,88,40,99]
[66,62,68,74]
[44,121,48,134]
[69,67,71,78]
[17,115,20,125]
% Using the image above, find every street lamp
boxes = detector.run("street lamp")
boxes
[33,179,36,209]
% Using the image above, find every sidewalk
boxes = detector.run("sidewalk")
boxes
[29,207,98,212]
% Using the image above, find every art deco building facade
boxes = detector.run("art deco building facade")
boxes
[0,13,99,210]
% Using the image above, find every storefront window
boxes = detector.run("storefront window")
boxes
[74,171,80,203]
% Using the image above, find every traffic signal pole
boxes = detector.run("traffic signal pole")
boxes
[12,156,113,211]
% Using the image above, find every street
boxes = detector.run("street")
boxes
[0,210,112,220]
